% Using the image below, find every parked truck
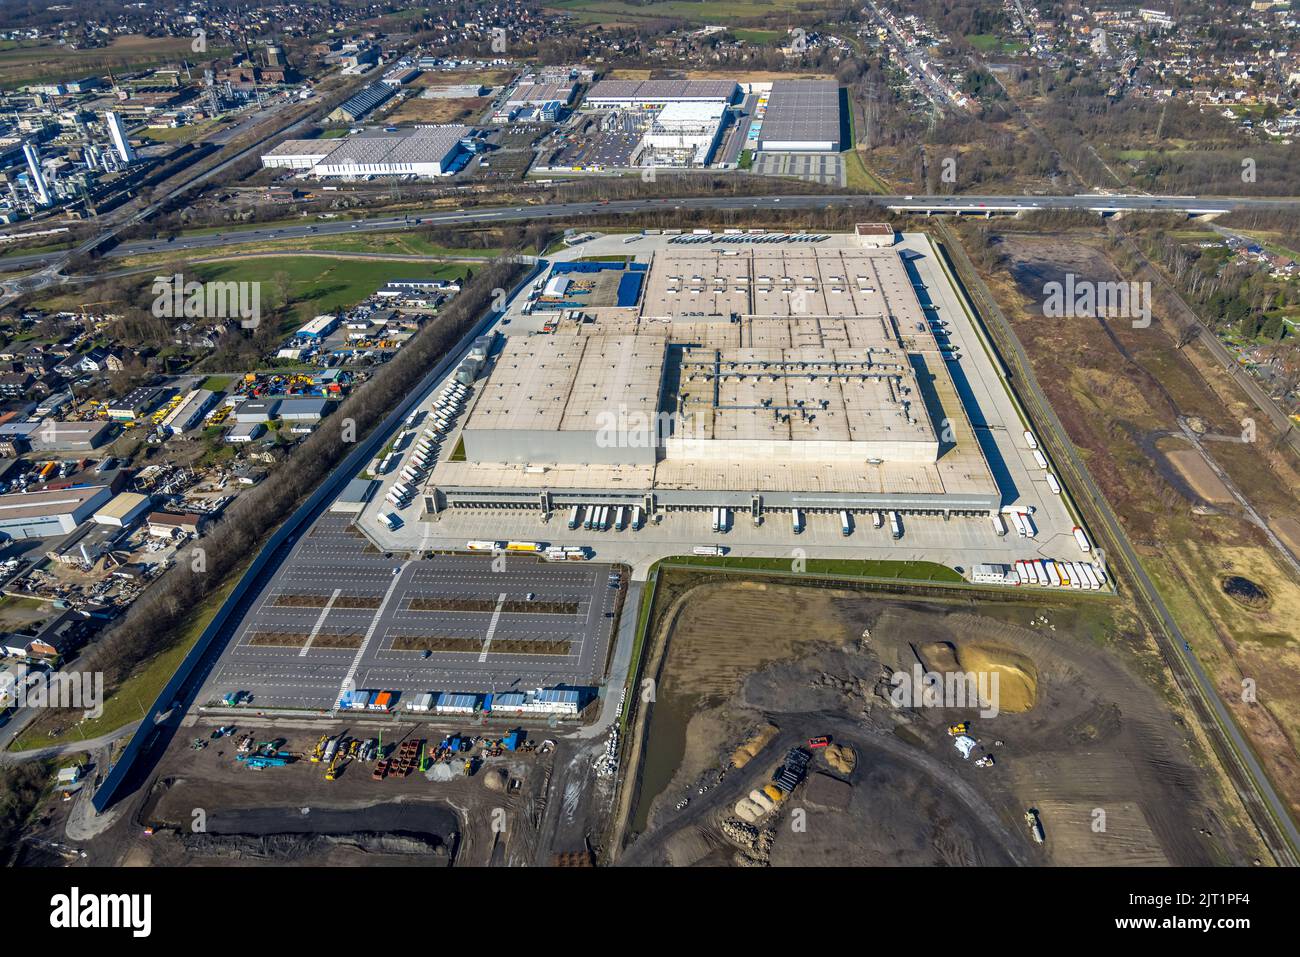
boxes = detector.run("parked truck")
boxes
[792,508,804,535]
[568,505,581,530]
[1073,526,1092,553]
[839,510,852,537]
[888,511,902,540]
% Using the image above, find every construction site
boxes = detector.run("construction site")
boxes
[610,571,1268,867]
[43,712,606,868]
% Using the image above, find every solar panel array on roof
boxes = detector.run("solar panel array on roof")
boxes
[335,81,397,120]
[758,80,841,151]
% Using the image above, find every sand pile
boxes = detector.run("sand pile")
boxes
[731,724,779,768]
[824,744,856,774]
[958,642,1038,713]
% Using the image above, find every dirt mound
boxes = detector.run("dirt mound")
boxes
[731,724,779,768]
[957,642,1038,713]
[824,743,856,774]
[482,767,509,792]
[919,641,961,673]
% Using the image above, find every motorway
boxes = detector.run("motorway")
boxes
[4,190,1300,280]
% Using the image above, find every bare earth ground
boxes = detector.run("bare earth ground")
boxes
[615,579,1261,866]
[983,230,1300,820]
[386,97,488,126]
[32,716,611,868]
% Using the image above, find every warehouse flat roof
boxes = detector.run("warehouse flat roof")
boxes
[760,80,841,144]
[264,139,342,158]
[638,247,921,324]
[650,100,728,130]
[95,491,150,521]
[676,346,933,445]
[0,485,109,521]
[319,125,468,166]
[507,80,575,104]
[464,335,666,433]
[585,78,738,101]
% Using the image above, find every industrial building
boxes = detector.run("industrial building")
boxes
[756,80,842,152]
[328,81,397,122]
[277,397,333,423]
[104,111,137,164]
[504,79,576,109]
[234,399,280,423]
[260,139,341,170]
[161,389,217,433]
[226,421,266,444]
[261,126,469,179]
[106,386,166,421]
[640,101,727,166]
[425,231,1000,519]
[92,491,152,529]
[0,485,114,539]
[330,478,377,514]
[28,421,114,452]
[583,78,739,110]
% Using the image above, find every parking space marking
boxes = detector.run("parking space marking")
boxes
[299,588,342,657]
[334,562,409,709]
[478,592,507,662]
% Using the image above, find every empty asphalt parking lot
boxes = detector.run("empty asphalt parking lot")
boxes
[199,514,619,710]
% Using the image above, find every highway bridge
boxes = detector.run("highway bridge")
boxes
[4,191,1298,292]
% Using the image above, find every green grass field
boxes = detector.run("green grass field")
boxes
[662,555,965,582]
[0,36,229,86]
[193,256,470,324]
[730,28,783,44]
[966,34,1025,55]
[550,0,839,24]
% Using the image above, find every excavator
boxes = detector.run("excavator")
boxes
[310,735,329,763]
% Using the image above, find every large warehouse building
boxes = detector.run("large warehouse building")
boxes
[425,231,1000,518]
[640,101,727,166]
[757,80,842,152]
[583,78,739,110]
[261,126,469,178]
[0,484,114,539]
